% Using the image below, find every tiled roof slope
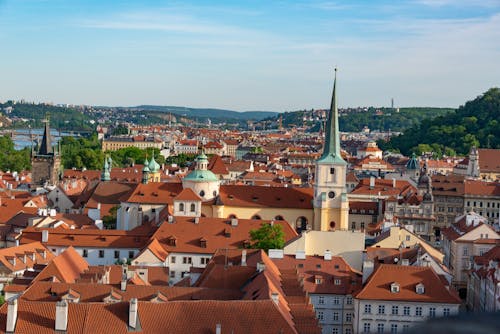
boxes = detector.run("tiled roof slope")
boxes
[218,185,313,208]
[0,242,54,274]
[355,264,461,304]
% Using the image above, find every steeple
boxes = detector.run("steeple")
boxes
[317,68,345,165]
[38,116,53,155]
[101,156,111,181]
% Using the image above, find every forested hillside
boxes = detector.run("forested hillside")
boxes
[379,88,500,156]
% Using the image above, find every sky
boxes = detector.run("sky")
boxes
[1,0,499,111]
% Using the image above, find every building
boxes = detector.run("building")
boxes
[467,245,500,312]
[31,118,61,186]
[101,135,163,152]
[441,211,500,294]
[454,147,500,181]
[354,264,461,333]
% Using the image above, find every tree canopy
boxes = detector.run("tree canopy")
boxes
[379,88,500,156]
[0,135,31,172]
[248,222,285,252]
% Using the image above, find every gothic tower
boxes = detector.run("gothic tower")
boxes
[31,117,61,186]
[313,69,349,231]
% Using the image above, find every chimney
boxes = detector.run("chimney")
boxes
[129,298,138,329]
[231,218,238,227]
[121,273,127,291]
[216,324,222,334]
[194,217,199,224]
[155,209,160,224]
[241,250,247,266]
[6,298,18,333]
[256,262,265,272]
[55,300,68,331]
[168,216,174,224]
[324,250,332,261]
[369,176,375,190]
[295,250,306,260]
[41,230,49,243]
[271,292,279,305]
[392,178,396,188]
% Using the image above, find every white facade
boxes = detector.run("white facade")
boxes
[117,203,165,230]
[310,294,355,334]
[47,246,140,266]
[165,252,212,284]
[354,299,459,333]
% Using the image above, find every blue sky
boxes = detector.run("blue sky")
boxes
[1,0,499,111]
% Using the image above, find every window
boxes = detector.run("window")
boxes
[377,323,384,333]
[415,307,422,316]
[364,304,372,314]
[171,256,176,264]
[114,250,120,259]
[346,296,353,305]
[443,308,450,316]
[403,325,410,332]
[351,222,356,229]
[448,207,454,212]
[378,305,385,314]
[403,306,410,316]
[333,297,340,305]
[317,311,324,321]
[360,222,365,229]
[170,271,176,278]
[363,323,371,333]
[333,312,339,321]
[429,307,436,318]
[179,203,184,211]
[346,313,352,322]
[182,257,192,264]
[391,324,398,333]
[181,271,189,278]
[82,249,88,258]
[190,203,196,212]
[99,250,105,258]
[334,279,341,285]
[330,168,335,174]
[345,329,352,334]
[199,190,205,197]
[392,305,398,315]
[200,257,211,265]
[318,296,325,305]
[332,329,339,334]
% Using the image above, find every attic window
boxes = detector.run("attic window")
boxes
[299,198,305,202]
[252,196,258,201]
[416,283,425,294]
[391,282,400,293]
[152,192,158,197]
[200,238,207,248]
[316,264,321,269]
[297,263,304,268]
[315,275,323,284]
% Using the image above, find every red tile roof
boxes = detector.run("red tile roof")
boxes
[355,264,460,304]
[218,185,313,209]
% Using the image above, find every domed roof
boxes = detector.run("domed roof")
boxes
[418,174,430,185]
[423,192,433,202]
[143,157,150,173]
[406,153,419,170]
[148,154,160,172]
[183,169,219,182]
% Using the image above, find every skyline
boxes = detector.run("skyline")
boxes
[1,0,499,111]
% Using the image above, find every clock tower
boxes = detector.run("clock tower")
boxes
[313,69,349,231]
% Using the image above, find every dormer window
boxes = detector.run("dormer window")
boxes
[391,282,400,293]
[315,275,323,284]
[416,283,425,294]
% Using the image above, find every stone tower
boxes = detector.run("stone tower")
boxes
[313,69,349,231]
[31,118,61,186]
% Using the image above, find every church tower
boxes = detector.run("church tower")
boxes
[31,117,61,186]
[313,69,349,231]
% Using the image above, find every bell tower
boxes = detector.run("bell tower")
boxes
[313,68,349,231]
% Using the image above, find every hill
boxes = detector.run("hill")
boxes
[134,105,278,121]
[379,88,500,156]
[263,107,453,132]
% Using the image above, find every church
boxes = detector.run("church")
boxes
[116,69,349,233]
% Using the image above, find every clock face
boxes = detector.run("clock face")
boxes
[328,191,335,199]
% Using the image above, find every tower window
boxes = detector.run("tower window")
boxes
[328,191,336,199]
[330,168,335,174]
[199,190,205,197]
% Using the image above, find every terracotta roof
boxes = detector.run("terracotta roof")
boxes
[174,188,202,201]
[0,242,54,273]
[21,281,243,303]
[137,238,169,262]
[478,148,500,173]
[272,255,362,295]
[218,185,313,209]
[355,264,461,304]
[33,246,89,283]
[124,182,183,204]
[351,178,415,197]
[208,155,229,175]
[152,217,297,254]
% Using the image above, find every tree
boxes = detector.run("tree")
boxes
[249,222,285,252]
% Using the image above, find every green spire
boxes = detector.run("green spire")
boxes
[148,152,160,173]
[317,68,346,165]
[101,155,111,181]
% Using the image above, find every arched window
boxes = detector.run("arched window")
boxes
[296,216,308,233]
[274,215,284,221]
[179,203,184,211]
[190,203,196,212]
[330,221,336,230]
[228,214,237,219]
[251,215,262,220]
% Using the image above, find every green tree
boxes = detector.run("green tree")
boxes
[248,222,285,252]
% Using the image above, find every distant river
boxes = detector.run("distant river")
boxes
[0,128,80,150]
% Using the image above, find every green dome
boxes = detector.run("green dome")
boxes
[184,169,219,182]
[406,153,419,170]
[197,152,208,161]
[148,155,160,172]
